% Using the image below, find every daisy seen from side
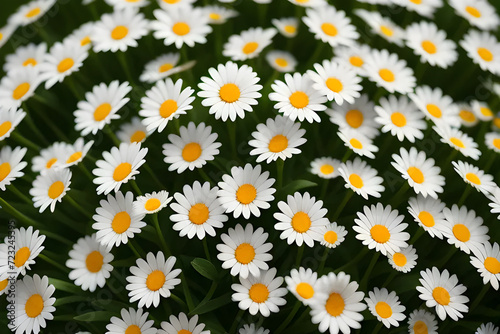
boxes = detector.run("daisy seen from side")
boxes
[0,146,27,191]
[133,190,172,216]
[460,30,500,76]
[452,160,496,195]
[271,17,299,38]
[139,53,180,83]
[3,42,47,73]
[470,242,500,290]
[338,128,379,159]
[116,117,150,144]
[265,50,298,73]
[8,0,56,26]
[223,27,277,61]
[285,267,318,305]
[338,157,385,199]
[310,157,341,179]
[29,168,71,213]
[0,66,42,109]
[408,85,460,127]
[407,195,447,239]
[365,287,406,328]
[355,9,405,46]
[433,124,481,160]
[485,132,500,153]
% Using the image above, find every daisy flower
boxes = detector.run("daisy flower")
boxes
[470,242,500,290]
[416,267,469,321]
[391,147,445,199]
[307,59,362,105]
[106,307,157,334]
[0,25,17,49]
[315,222,348,249]
[365,287,406,328]
[471,100,494,121]
[442,205,489,255]
[407,309,438,334]
[285,267,318,305]
[73,80,132,136]
[310,157,341,179]
[457,103,479,127]
[288,0,327,7]
[409,85,460,127]
[303,6,359,47]
[374,95,426,142]
[29,168,71,213]
[332,43,372,77]
[271,17,299,38]
[126,252,182,308]
[92,142,148,195]
[338,128,379,159]
[157,0,195,11]
[8,0,56,26]
[31,142,68,174]
[91,8,149,53]
[309,271,366,334]
[0,278,8,296]
[66,234,114,292]
[3,42,47,73]
[485,132,500,153]
[231,267,287,317]
[133,190,172,215]
[364,48,416,94]
[248,115,307,163]
[116,117,150,144]
[239,324,269,334]
[223,27,277,61]
[460,30,500,76]
[452,160,496,195]
[392,0,442,18]
[158,313,208,334]
[269,72,327,123]
[104,0,149,9]
[353,203,410,256]
[0,66,42,109]
[198,61,262,122]
[476,322,500,334]
[355,9,404,46]
[433,124,481,160]
[449,0,499,31]
[204,5,238,24]
[0,146,27,191]
[388,245,418,273]
[170,181,228,239]
[265,50,298,73]
[216,223,273,278]
[139,53,180,83]
[407,195,447,239]
[162,122,221,173]
[151,6,212,49]
[66,22,94,50]
[487,188,500,219]
[338,157,385,199]
[62,138,94,168]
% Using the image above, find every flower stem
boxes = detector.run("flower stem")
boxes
[38,253,69,273]
[198,168,213,185]
[128,240,142,259]
[275,300,302,334]
[65,194,93,220]
[295,244,304,267]
[11,132,40,151]
[202,238,211,262]
[388,182,410,208]
[8,185,32,205]
[320,179,329,200]
[457,186,472,206]
[130,179,143,196]
[117,51,135,85]
[153,213,171,257]
[318,247,330,274]
[170,292,188,310]
[229,309,245,334]
[332,190,353,221]
[360,252,380,291]
[227,121,237,160]
[470,284,490,311]
[276,158,284,190]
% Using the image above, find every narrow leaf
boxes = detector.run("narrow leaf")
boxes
[191,258,219,281]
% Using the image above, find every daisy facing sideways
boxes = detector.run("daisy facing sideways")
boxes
[139,53,180,83]
[407,195,447,239]
[338,128,378,159]
[0,146,28,191]
[452,160,496,195]
[354,9,405,46]
[310,157,341,179]
[470,242,500,290]
[0,66,43,109]
[106,307,157,334]
[116,117,150,144]
[460,30,500,76]
[29,168,71,213]
[332,43,372,77]
[365,287,406,328]
[222,27,276,61]
[3,42,47,73]
[285,267,318,305]
[407,309,438,334]
[271,17,299,38]
[388,245,418,273]
[433,124,481,160]
[133,190,172,216]
[338,157,385,199]
[265,50,298,73]
[408,85,460,127]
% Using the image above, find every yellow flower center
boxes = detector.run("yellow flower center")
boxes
[14,247,31,268]
[375,301,393,319]
[466,6,481,18]
[325,77,343,93]
[178,330,191,334]
[209,13,221,20]
[421,40,437,54]
[452,223,470,242]
[268,134,288,153]
[163,0,180,3]
[477,47,493,62]
[145,198,161,212]
[93,102,112,121]
[484,257,500,274]
[325,292,344,316]
[0,162,10,181]
[111,211,131,234]
[172,22,190,36]
[407,166,424,184]
[159,99,178,118]
[25,7,41,18]
[349,56,363,67]
[249,283,269,303]
[0,279,8,291]
[291,211,311,233]
[125,325,141,334]
[450,137,465,149]
[236,184,257,204]
[23,57,37,66]
[66,151,82,164]
[323,230,338,244]
[0,121,12,138]
[295,282,314,299]
[349,138,363,149]
[284,25,296,34]
[25,294,44,318]
[413,320,428,334]
[81,36,91,46]
[146,270,166,291]
[242,42,259,54]
[345,109,364,128]
[321,23,337,36]
[465,172,481,185]
[188,203,210,225]
[219,83,240,103]
[418,211,435,227]
[494,118,500,129]
[409,0,422,4]
[493,138,500,149]
[235,243,255,264]
[113,162,132,182]
[111,25,129,40]
[159,63,173,73]
[289,91,309,109]
[85,250,104,273]
[370,225,390,243]
[459,110,476,123]
[380,25,393,37]
[379,68,395,82]
[426,104,442,118]
[12,82,30,100]
[57,57,74,73]
[48,181,65,199]
[320,164,334,175]
[349,173,363,188]
[480,107,493,117]
[130,130,146,143]
[391,112,407,127]
[393,252,407,267]
[432,287,450,305]
[181,142,202,162]
[275,57,288,67]
[46,158,57,169]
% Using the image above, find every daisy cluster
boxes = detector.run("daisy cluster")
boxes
[0,0,500,334]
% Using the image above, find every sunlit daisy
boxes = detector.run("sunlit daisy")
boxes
[0,146,27,191]
[332,43,372,77]
[365,287,406,328]
[8,0,56,26]
[471,100,494,121]
[31,142,68,174]
[407,195,447,239]
[204,5,238,24]
[29,168,71,213]
[285,267,318,305]
[407,309,438,334]
[158,313,208,334]
[265,50,297,73]
[470,242,500,290]
[449,0,499,31]
[139,53,181,83]
[475,322,499,334]
[3,42,47,73]
[106,307,157,334]
[460,30,500,75]
[303,6,359,47]
[116,117,150,144]
[338,128,379,159]
[223,27,277,61]
[452,160,496,195]
[355,9,405,46]
[392,0,443,18]
[61,138,93,169]
[409,85,460,127]
[310,157,341,179]
[433,124,481,160]
[0,66,42,109]
[315,222,347,249]
[388,245,418,273]
[457,103,479,127]
[485,132,500,153]
[133,190,172,215]
[271,17,299,38]
[338,157,385,199]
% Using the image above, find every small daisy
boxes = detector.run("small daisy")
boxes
[416,267,469,321]
[310,157,341,179]
[353,203,410,256]
[452,160,496,195]
[3,42,47,73]
[407,309,438,334]
[485,132,500,153]
[470,242,500,290]
[139,53,180,83]
[471,100,495,121]
[104,0,149,9]
[388,245,418,273]
[285,267,318,305]
[157,0,195,10]
[332,43,372,77]
[407,195,447,239]
[449,0,499,31]
[162,122,221,173]
[338,128,379,159]
[231,267,287,317]
[0,66,42,109]
[133,191,172,215]
[365,287,406,328]
[355,9,404,46]
[92,142,148,195]
[265,50,298,73]
[198,61,262,122]
[216,223,273,278]
[116,117,150,144]
[433,124,481,160]
[307,59,362,105]
[92,191,146,251]
[74,80,132,136]
[217,164,276,219]
[409,85,460,127]
[0,146,27,191]
[271,17,299,38]
[106,307,157,334]
[158,313,208,334]
[288,0,327,7]
[29,168,71,213]
[303,6,359,47]
[338,158,385,199]
[66,22,94,50]
[391,147,445,199]
[31,142,68,174]
[126,252,182,308]
[239,324,269,334]
[476,322,500,334]
[66,234,114,292]
[315,222,347,249]
[8,0,56,26]
[457,103,479,127]
[223,27,277,61]
[392,0,443,18]
[204,5,238,25]
[62,138,94,168]
[460,30,500,76]
[170,181,228,239]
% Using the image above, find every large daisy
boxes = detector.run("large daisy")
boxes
[460,30,500,76]
[0,66,42,109]
[409,85,460,127]
[449,0,499,31]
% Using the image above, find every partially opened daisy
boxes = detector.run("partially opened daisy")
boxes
[485,132,500,153]
[198,61,262,121]
[470,242,500,290]
[3,42,47,73]
[162,122,221,173]
[310,157,341,179]
[388,245,418,273]
[475,322,499,334]
[170,181,228,239]
[452,160,496,195]
[66,234,114,292]
[271,17,299,38]
[409,85,460,127]
[265,50,298,73]
[29,168,71,213]
[338,157,385,199]
[355,9,404,46]
[338,128,379,159]
[133,190,172,215]
[231,267,287,317]
[204,5,238,25]
[449,0,499,31]
[217,223,272,278]
[392,0,442,18]
[365,288,406,328]
[8,0,56,26]
[158,313,208,334]
[407,309,438,334]
[460,30,500,76]
[285,267,318,305]
[391,147,445,199]
[407,195,447,239]
[315,222,347,249]
[0,66,42,109]
[471,100,494,121]
[303,6,359,47]
[139,53,181,83]
[0,146,27,191]
[61,138,94,168]
[433,124,481,160]
[126,252,182,308]
[92,142,148,195]
[116,117,150,144]
[92,191,146,251]
[223,27,277,61]
[106,308,157,334]
[416,267,469,321]
[249,115,307,163]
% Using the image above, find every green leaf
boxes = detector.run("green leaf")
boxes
[53,296,87,306]
[191,258,219,281]
[189,293,232,316]
[73,311,117,322]
[48,278,83,295]
[278,180,317,197]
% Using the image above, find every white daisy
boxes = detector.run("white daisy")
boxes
[288,0,327,7]
[310,157,341,179]
[106,307,157,334]
[158,313,208,334]
[104,0,149,9]
[407,195,447,239]
[338,128,379,159]
[0,66,42,109]
[239,324,269,334]
[355,9,405,46]
[388,245,418,273]
[485,132,500,153]
[116,117,150,144]
[3,42,47,73]
[31,142,68,174]
[332,43,372,77]
[407,309,438,334]
[471,99,494,121]
[62,138,94,168]
[271,17,299,38]
[476,322,500,334]
[285,267,318,305]
[204,5,238,25]
[487,188,500,219]
[315,222,347,249]
[433,124,481,160]
[0,146,27,191]
[265,50,298,73]
[452,160,496,195]
[449,0,499,31]
[365,287,406,328]
[392,0,443,18]
[223,27,276,61]
[66,21,94,50]
[460,30,500,75]
[409,85,460,127]
[303,6,359,47]
[29,168,71,213]
[156,0,195,11]
[457,103,479,127]
[470,242,500,290]
[139,53,180,83]
[338,157,385,199]
[8,0,56,26]
[0,24,17,49]
[133,190,172,215]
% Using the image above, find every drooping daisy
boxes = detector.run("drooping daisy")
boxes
[288,0,327,7]
[106,307,157,334]
[433,124,481,160]
[310,157,341,179]
[416,267,469,321]
[315,222,348,249]
[460,30,500,76]
[61,138,94,168]
[29,168,71,213]
[158,313,208,334]
[0,66,42,109]
[139,53,180,83]
[231,267,287,317]
[365,287,406,328]
[392,0,443,18]
[116,117,150,144]
[338,128,379,159]
[407,309,438,334]
[332,43,372,77]
[3,42,47,73]
[271,17,299,38]
[31,142,68,174]
[485,132,500,153]
[407,195,447,239]
[338,158,385,199]
[471,100,494,121]
[223,27,277,61]
[285,267,318,305]
[104,0,149,9]
[470,242,500,290]
[307,59,362,105]
[354,9,405,46]
[126,252,182,308]
[449,0,499,31]
[265,50,298,73]
[92,142,148,195]
[8,0,56,26]
[133,191,172,215]
[475,322,500,334]
[204,5,238,24]
[66,234,114,292]
[309,271,366,334]
[409,85,460,127]
[216,223,273,278]
[198,61,262,121]
[239,324,269,334]
[170,181,228,239]
[457,103,479,127]
[0,146,27,191]
[452,160,496,195]
[388,245,418,273]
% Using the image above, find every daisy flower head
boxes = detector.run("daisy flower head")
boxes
[285,267,318,305]
[265,50,298,73]
[272,17,299,38]
[170,181,228,239]
[3,42,47,73]
[0,25,17,49]
[223,27,277,61]
[65,234,114,292]
[470,242,500,290]
[365,287,406,328]
[310,157,341,179]
[204,5,238,25]
[364,48,416,94]
[126,252,182,308]
[73,80,132,136]
[457,103,479,127]
[391,147,445,199]
[338,157,385,199]
[216,223,273,278]
[133,190,172,215]
[162,122,221,173]
[91,7,150,53]
[309,271,366,334]
[332,43,372,77]
[269,72,327,123]
[388,245,418,273]
[307,59,362,105]
[151,6,212,49]
[354,9,405,46]
[139,53,180,83]
[158,313,208,334]
[104,0,149,9]
[405,21,458,68]
[407,195,447,239]
[338,128,379,159]
[433,124,481,160]
[487,188,500,219]
[485,132,500,153]
[452,160,496,195]
[471,99,495,121]
[92,191,146,251]
[407,309,438,334]
[449,0,499,31]
[61,138,94,168]
[198,61,262,122]
[0,146,27,191]
[92,142,148,195]
[303,5,359,48]
[0,65,42,109]
[139,78,195,133]
[315,222,348,249]
[116,117,150,144]
[31,142,69,174]
[353,203,410,256]
[106,307,156,334]
[416,267,469,321]
[409,85,460,127]
[231,267,287,317]
[29,168,71,213]
[460,30,500,76]
[288,0,327,7]
[392,0,443,18]
[239,324,269,334]
[66,21,95,50]
[476,322,499,334]
[157,0,196,10]
[8,0,56,26]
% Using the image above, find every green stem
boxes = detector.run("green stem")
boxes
[332,190,354,221]
[227,121,237,160]
[198,168,213,185]
[202,238,211,262]
[11,132,40,151]
[295,244,304,267]
[0,196,39,227]
[372,322,383,334]
[181,271,195,312]
[78,163,94,182]
[38,253,69,273]
[128,240,142,259]
[457,186,472,206]
[170,292,188,310]
[66,76,82,100]
[105,126,121,146]
[130,179,142,196]
[409,227,424,244]
[229,309,245,334]
[276,158,284,190]
[275,300,302,334]
[341,149,352,162]
[304,42,325,70]
[360,252,380,290]
[117,51,135,85]
[65,194,93,220]
[483,153,496,173]
[199,281,217,305]
[388,182,410,207]
[320,179,330,200]
[23,112,49,146]
[317,247,329,273]
[8,185,32,205]
[144,163,165,188]
[470,284,489,311]
[153,213,171,257]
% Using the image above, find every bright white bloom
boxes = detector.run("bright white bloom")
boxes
[0,146,27,191]
[433,124,481,160]
[460,30,500,75]
[452,160,496,195]
[365,287,406,328]
[0,25,16,49]
[116,117,150,144]
[476,322,499,334]
[392,0,443,18]
[407,195,447,239]
[29,168,71,213]
[310,157,341,179]
[449,0,499,31]
[265,50,298,73]
[66,22,94,50]
[8,0,56,26]
[487,188,500,219]
[485,132,500,153]
[104,0,149,9]
[388,245,418,273]
[457,103,479,127]
[158,313,208,334]
[204,5,238,24]
[106,308,157,334]
[470,242,500,290]
[332,43,372,77]
[471,100,494,121]
[338,158,385,199]
[338,128,378,159]
[303,6,359,47]
[156,0,195,10]
[223,27,277,61]
[139,53,180,83]
[61,138,94,169]
[133,190,172,215]
[315,222,347,249]
[355,9,405,46]
[407,309,438,334]
[3,43,47,73]
[285,267,318,305]
[0,66,43,109]
[271,17,299,38]
[409,85,460,127]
